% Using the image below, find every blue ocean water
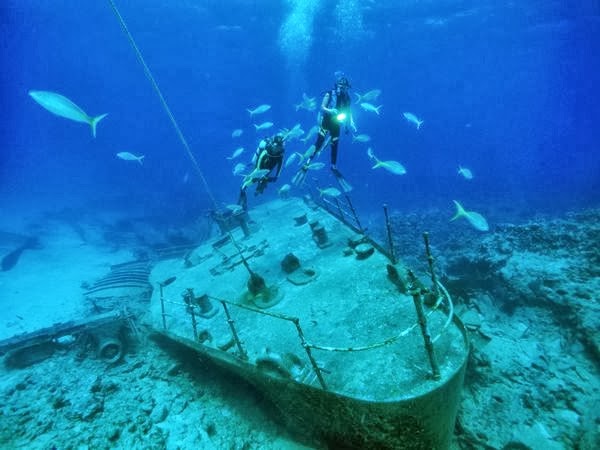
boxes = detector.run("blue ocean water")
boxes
[2,0,599,230]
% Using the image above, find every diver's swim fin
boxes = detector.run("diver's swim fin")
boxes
[293,135,334,187]
[292,166,308,186]
[331,167,353,192]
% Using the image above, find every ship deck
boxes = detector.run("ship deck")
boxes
[149,196,467,402]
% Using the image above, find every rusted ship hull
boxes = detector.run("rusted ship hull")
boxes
[157,319,468,450]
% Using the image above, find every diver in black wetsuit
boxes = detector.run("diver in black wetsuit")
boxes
[293,73,356,191]
[238,133,285,210]
[313,73,356,170]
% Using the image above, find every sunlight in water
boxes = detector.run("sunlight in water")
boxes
[278,0,365,69]
[334,0,365,44]
[278,0,322,69]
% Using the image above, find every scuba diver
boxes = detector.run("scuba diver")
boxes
[293,72,356,192]
[238,133,285,211]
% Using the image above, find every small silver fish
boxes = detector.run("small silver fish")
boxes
[352,134,371,143]
[306,162,325,171]
[29,90,108,138]
[403,112,424,129]
[303,145,316,161]
[360,103,383,115]
[233,162,247,176]
[354,89,381,103]
[285,152,303,168]
[231,129,243,138]
[318,187,341,197]
[281,123,304,141]
[373,160,406,175]
[458,166,473,180]
[367,148,405,175]
[367,147,375,160]
[278,184,291,196]
[116,152,144,165]
[254,121,274,131]
[301,125,319,142]
[295,93,317,111]
[451,200,489,231]
[226,147,245,160]
[247,104,271,116]
[241,168,270,189]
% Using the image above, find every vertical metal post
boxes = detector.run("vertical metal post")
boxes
[220,301,248,360]
[292,318,327,390]
[407,270,440,380]
[159,284,167,330]
[184,288,198,341]
[383,204,397,264]
[190,307,198,340]
[158,276,176,330]
[334,197,344,220]
[423,232,440,298]
[343,194,363,232]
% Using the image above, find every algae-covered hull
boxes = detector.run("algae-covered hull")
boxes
[150,197,469,449]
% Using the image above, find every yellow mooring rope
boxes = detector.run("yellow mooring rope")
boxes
[107,0,218,210]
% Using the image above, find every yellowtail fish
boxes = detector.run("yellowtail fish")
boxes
[233,162,247,176]
[227,147,245,160]
[116,152,144,165]
[451,200,489,231]
[303,145,316,161]
[241,168,270,189]
[278,184,291,196]
[403,112,424,129]
[306,162,325,171]
[352,133,371,143]
[295,93,317,111]
[28,90,108,138]
[281,123,304,141]
[318,187,342,197]
[254,121,274,131]
[231,129,243,138]
[360,102,383,115]
[301,125,319,142]
[247,104,271,116]
[458,166,473,179]
[285,152,303,168]
[354,89,381,103]
[367,147,406,175]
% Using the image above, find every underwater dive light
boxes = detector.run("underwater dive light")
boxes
[336,112,347,122]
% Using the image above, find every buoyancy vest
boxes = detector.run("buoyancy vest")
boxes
[326,89,350,110]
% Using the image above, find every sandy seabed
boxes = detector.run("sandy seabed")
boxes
[0,204,598,449]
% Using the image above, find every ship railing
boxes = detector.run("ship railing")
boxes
[310,189,403,265]
[310,184,364,235]
[159,275,456,390]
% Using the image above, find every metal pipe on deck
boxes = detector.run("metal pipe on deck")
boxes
[220,301,248,360]
[407,270,441,380]
[383,204,396,264]
[183,289,198,341]
[423,233,440,299]
[292,318,328,390]
[159,276,176,330]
